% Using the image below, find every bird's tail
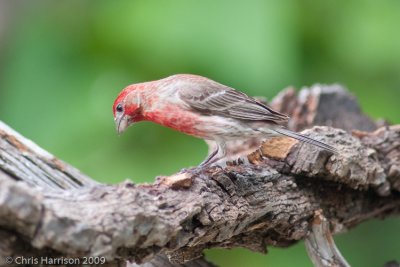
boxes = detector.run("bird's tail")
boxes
[272,128,338,154]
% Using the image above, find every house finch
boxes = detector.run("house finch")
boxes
[113,74,337,166]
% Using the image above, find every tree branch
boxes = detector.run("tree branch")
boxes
[0,85,398,266]
[305,210,350,267]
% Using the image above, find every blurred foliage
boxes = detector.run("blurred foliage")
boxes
[0,1,399,266]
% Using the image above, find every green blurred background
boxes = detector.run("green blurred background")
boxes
[0,1,399,266]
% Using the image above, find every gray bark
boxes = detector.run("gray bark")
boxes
[0,85,399,267]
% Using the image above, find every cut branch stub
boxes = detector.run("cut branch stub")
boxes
[270,84,378,132]
[305,210,350,267]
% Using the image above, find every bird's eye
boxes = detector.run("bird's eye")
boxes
[116,104,124,113]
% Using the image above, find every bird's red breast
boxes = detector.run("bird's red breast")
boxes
[143,104,205,137]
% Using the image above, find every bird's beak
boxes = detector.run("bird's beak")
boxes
[115,114,129,135]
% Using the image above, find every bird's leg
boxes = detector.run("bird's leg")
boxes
[199,141,226,167]
[199,146,219,167]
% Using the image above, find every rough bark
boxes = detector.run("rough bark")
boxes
[0,85,399,266]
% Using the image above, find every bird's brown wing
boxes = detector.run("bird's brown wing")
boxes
[178,79,289,124]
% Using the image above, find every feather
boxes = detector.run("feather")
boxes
[178,77,289,124]
[272,128,338,154]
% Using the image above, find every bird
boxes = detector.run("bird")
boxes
[113,74,337,166]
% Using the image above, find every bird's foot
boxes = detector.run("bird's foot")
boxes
[199,158,227,170]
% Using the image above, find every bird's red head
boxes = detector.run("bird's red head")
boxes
[113,85,143,134]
